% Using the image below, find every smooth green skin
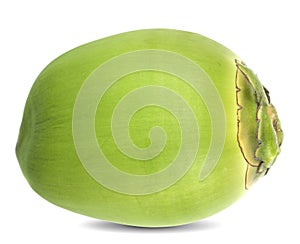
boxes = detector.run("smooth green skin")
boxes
[16,29,280,227]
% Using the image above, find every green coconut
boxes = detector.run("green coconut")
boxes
[16,29,283,227]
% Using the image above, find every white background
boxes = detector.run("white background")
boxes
[1,0,299,243]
